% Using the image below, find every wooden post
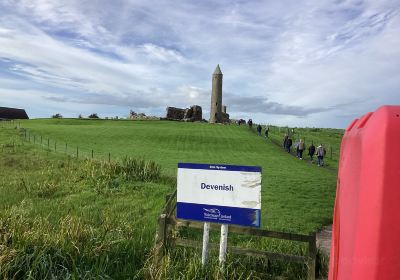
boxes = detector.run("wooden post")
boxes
[55,141,57,151]
[155,213,167,263]
[47,139,50,149]
[307,232,317,280]
[76,147,79,158]
[108,152,111,162]
[202,222,210,266]
[65,143,67,154]
[91,149,94,159]
[219,224,229,269]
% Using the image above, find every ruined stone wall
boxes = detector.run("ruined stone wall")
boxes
[166,107,185,120]
[166,105,202,121]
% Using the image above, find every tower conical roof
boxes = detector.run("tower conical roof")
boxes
[213,64,222,75]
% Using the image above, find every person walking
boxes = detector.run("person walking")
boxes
[294,140,300,157]
[308,143,316,162]
[316,144,325,166]
[257,124,262,136]
[286,137,293,153]
[264,126,269,138]
[283,134,288,149]
[298,139,305,159]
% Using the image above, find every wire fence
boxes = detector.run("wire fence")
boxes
[1,120,114,162]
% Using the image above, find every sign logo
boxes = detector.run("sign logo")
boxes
[203,208,232,222]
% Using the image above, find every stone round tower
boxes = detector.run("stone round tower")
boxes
[210,64,223,123]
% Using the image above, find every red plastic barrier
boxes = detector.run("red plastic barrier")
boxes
[329,106,400,280]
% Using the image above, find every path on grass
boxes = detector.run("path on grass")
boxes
[317,225,332,256]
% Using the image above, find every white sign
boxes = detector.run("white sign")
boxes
[176,163,262,227]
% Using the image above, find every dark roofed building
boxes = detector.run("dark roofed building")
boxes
[0,107,29,120]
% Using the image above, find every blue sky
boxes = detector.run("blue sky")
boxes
[0,0,399,128]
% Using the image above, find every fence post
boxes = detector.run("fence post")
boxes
[91,149,94,159]
[307,232,317,280]
[65,143,67,154]
[154,213,168,264]
[55,141,57,152]
[47,139,50,149]
[108,152,111,162]
[76,146,79,158]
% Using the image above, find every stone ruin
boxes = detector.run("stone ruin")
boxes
[165,105,202,122]
[129,110,160,120]
[221,105,230,123]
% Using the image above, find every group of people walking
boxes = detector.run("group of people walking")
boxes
[254,123,328,167]
[283,134,326,166]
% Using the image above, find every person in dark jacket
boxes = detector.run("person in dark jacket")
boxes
[257,124,262,136]
[286,137,293,153]
[308,143,316,162]
[283,134,288,149]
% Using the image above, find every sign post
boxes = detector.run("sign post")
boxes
[201,222,210,266]
[219,224,228,268]
[177,163,262,268]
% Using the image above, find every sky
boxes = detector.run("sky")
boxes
[0,0,399,128]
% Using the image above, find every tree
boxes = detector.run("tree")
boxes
[52,113,62,118]
[88,113,99,119]
[78,114,83,119]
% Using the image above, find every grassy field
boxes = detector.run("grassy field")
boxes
[0,119,339,279]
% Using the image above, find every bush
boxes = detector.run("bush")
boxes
[78,157,162,192]
[88,113,99,119]
[51,113,62,119]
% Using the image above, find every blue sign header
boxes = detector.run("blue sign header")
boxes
[178,162,262,173]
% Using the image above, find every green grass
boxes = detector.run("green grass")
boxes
[0,120,338,279]
[16,119,338,232]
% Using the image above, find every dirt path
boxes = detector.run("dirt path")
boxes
[316,225,332,256]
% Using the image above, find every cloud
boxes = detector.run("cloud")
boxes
[224,95,332,117]
[0,0,399,128]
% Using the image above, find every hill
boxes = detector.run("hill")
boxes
[0,119,338,279]
[16,118,337,232]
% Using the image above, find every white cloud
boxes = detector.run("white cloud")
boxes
[0,0,399,128]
